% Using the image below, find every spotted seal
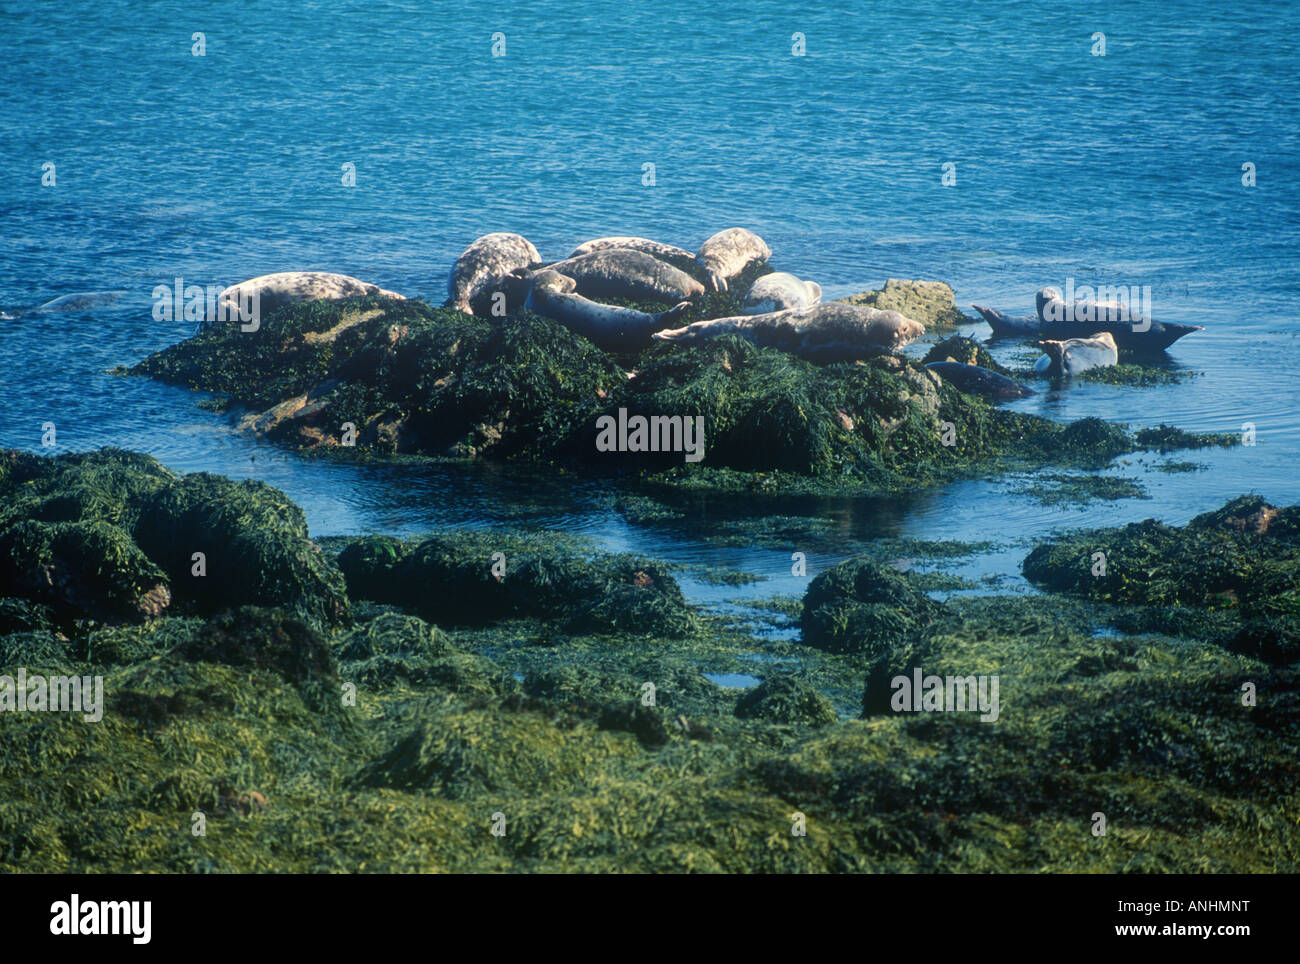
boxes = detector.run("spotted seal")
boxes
[652,302,924,362]
[742,272,822,315]
[566,237,698,273]
[695,228,772,292]
[542,249,704,303]
[218,272,404,318]
[447,232,542,315]
[526,269,691,352]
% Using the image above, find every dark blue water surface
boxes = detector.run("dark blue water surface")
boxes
[2,0,1297,597]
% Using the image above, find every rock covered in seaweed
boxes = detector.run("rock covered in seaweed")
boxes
[800,558,942,656]
[1023,495,1300,617]
[735,675,837,726]
[0,448,348,628]
[331,529,697,637]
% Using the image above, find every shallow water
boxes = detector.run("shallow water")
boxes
[2,0,1297,604]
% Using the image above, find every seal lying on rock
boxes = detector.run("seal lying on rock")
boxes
[543,249,704,303]
[448,232,542,315]
[925,362,1035,400]
[653,303,924,362]
[1034,331,1118,377]
[695,228,772,292]
[566,237,698,273]
[742,272,822,315]
[970,304,1040,336]
[526,269,691,352]
[1035,286,1203,352]
[219,272,404,318]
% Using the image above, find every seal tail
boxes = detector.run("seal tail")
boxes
[972,304,1034,334]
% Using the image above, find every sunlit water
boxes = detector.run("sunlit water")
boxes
[1,0,1297,605]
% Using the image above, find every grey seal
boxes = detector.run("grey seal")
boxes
[1,290,126,319]
[695,228,772,291]
[1035,286,1203,352]
[448,232,542,315]
[566,237,698,273]
[1034,331,1118,377]
[219,272,404,317]
[543,249,704,303]
[652,302,924,362]
[742,272,822,315]
[925,362,1035,400]
[526,269,691,351]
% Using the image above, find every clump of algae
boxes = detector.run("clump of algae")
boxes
[331,529,697,637]
[0,449,347,629]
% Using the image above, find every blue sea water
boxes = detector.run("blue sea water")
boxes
[1,0,1297,596]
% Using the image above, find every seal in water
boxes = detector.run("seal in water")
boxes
[742,272,822,315]
[970,304,1040,337]
[2,290,127,319]
[219,272,404,317]
[526,269,691,352]
[1034,330,1118,377]
[695,228,772,292]
[1035,286,1203,352]
[448,232,542,315]
[566,237,698,273]
[543,249,704,303]
[653,302,924,362]
[925,361,1036,400]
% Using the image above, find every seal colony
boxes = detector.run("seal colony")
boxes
[138,227,1237,495]
[206,226,1210,401]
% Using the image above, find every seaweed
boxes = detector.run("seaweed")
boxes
[1023,495,1300,618]
[735,675,837,727]
[800,558,942,656]
[336,529,698,637]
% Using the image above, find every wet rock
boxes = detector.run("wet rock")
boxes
[838,279,965,329]
[922,335,1011,375]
